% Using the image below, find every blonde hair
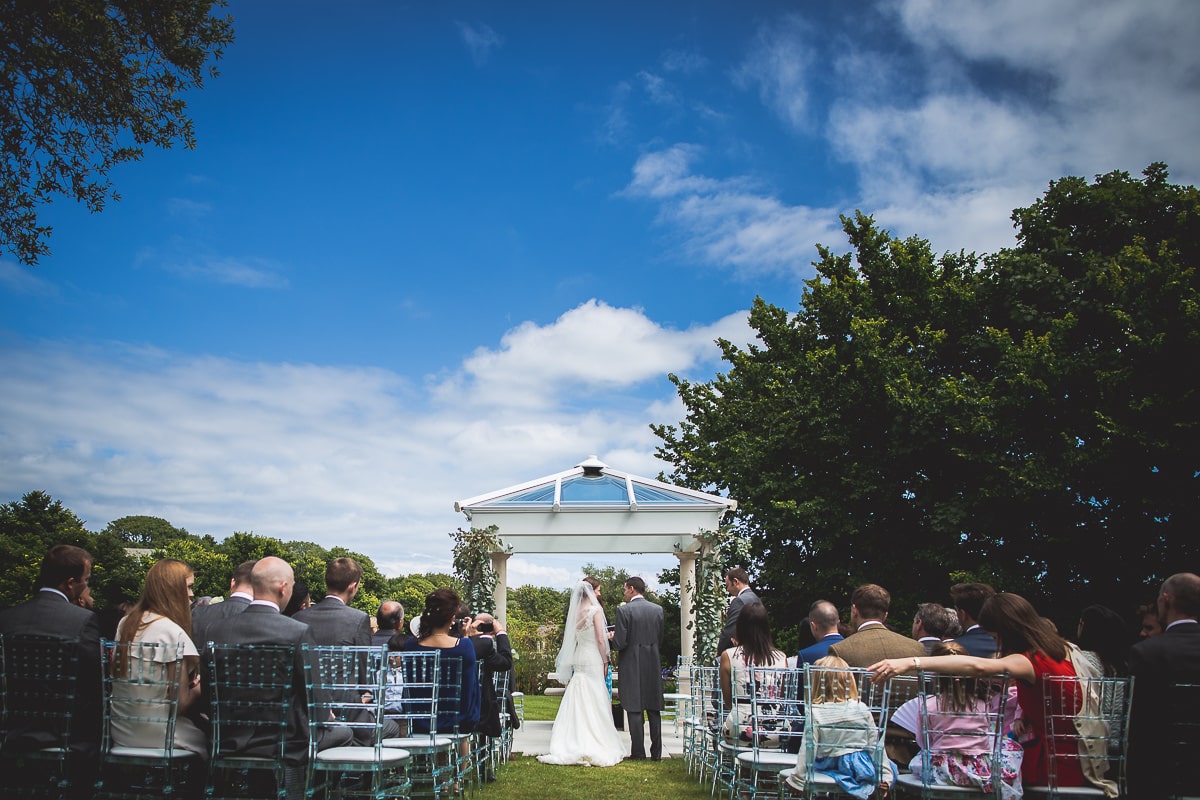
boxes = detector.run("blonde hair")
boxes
[810,655,859,703]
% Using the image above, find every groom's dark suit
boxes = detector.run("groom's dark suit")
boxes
[613,594,664,760]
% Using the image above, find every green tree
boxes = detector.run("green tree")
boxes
[103,515,190,547]
[0,0,235,264]
[451,526,504,615]
[506,584,569,628]
[653,165,1200,627]
[0,490,93,606]
[155,537,232,599]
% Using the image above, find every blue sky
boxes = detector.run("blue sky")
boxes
[2,0,1198,589]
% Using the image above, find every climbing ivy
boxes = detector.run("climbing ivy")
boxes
[450,524,505,615]
[688,525,752,665]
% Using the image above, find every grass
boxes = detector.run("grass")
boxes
[483,755,714,800]
[496,693,714,800]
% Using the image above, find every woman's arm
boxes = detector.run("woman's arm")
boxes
[868,653,1033,684]
[719,649,733,708]
[592,608,609,655]
[178,653,202,712]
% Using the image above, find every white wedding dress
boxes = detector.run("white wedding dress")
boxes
[537,601,625,766]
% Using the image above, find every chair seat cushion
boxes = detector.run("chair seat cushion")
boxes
[383,736,453,750]
[736,750,795,768]
[108,745,198,759]
[316,746,410,764]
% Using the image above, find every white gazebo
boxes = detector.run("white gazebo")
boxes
[454,455,737,661]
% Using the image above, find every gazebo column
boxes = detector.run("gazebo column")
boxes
[491,550,511,624]
[675,549,699,662]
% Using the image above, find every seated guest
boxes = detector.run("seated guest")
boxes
[830,585,926,666]
[403,588,481,737]
[281,578,311,617]
[111,558,207,759]
[950,582,999,658]
[786,655,893,798]
[720,601,789,743]
[0,544,103,762]
[202,557,352,769]
[1076,604,1132,676]
[191,560,255,650]
[1136,602,1162,639]
[1128,572,1200,799]
[373,600,404,647]
[912,602,962,655]
[798,601,843,665]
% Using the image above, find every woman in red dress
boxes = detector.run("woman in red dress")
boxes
[869,592,1086,788]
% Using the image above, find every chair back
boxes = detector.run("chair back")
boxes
[1164,680,1200,799]
[101,638,188,755]
[801,664,891,794]
[745,665,804,752]
[0,633,80,750]
[385,650,440,741]
[1041,674,1133,795]
[207,642,305,767]
[308,645,389,753]
[910,672,1013,798]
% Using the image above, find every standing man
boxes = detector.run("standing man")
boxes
[191,559,256,651]
[611,576,665,761]
[293,557,372,646]
[372,600,405,647]
[467,612,516,778]
[1127,572,1200,798]
[716,567,760,657]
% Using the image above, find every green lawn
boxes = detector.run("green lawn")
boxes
[484,755,713,800]
[518,693,562,721]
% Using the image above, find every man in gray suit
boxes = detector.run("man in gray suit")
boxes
[0,544,103,767]
[372,600,404,647]
[716,567,761,657]
[203,557,352,770]
[191,559,256,651]
[611,576,665,760]
[293,557,372,647]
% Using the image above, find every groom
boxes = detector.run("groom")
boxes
[611,576,665,760]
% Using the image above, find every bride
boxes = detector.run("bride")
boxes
[537,577,625,766]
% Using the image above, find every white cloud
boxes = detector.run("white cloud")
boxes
[733,16,814,133]
[0,301,748,579]
[0,260,58,296]
[457,21,503,66]
[143,247,290,289]
[623,145,843,277]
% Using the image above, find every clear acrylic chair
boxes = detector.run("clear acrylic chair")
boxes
[1163,680,1199,800]
[733,666,804,799]
[1026,674,1133,798]
[205,642,306,800]
[307,645,410,800]
[97,638,203,799]
[779,664,892,799]
[689,665,724,791]
[382,651,456,799]
[0,633,89,798]
[894,672,1015,799]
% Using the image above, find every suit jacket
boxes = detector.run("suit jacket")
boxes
[798,633,844,665]
[716,588,761,656]
[371,629,399,648]
[1127,621,1200,798]
[202,603,318,765]
[293,596,372,646]
[0,590,103,753]
[473,633,515,737]
[190,594,250,652]
[952,625,998,658]
[828,623,926,667]
[612,596,664,712]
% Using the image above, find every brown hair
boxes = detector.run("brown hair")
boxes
[725,567,750,586]
[978,592,1067,661]
[583,576,602,605]
[734,602,779,666]
[419,588,461,640]
[928,640,983,713]
[114,559,194,676]
[325,557,363,593]
[950,583,995,620]
[36,544,92,590]
[851,584,891,620]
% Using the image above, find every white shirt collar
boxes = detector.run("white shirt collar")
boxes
[1166,619,1198,631]
[39,587,70,602]
[250,599,281,612]
[323,595,346,605]
[229,590,253,601]
[857,620,885,632]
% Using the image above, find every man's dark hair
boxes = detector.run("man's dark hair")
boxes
[724,567,750,586]
[916,602,958,638]
[851,584,891,620]
[325,557,363,593]
[950,582,996,621]
[231,559,257,586]
[625,576,647,595]
[36,544,92,590]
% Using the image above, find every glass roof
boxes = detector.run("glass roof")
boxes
[486,473,720,508]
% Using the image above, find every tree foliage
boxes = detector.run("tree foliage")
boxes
[0,0,234,264]
[451,525,504,615]
[653,165,1200,629]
